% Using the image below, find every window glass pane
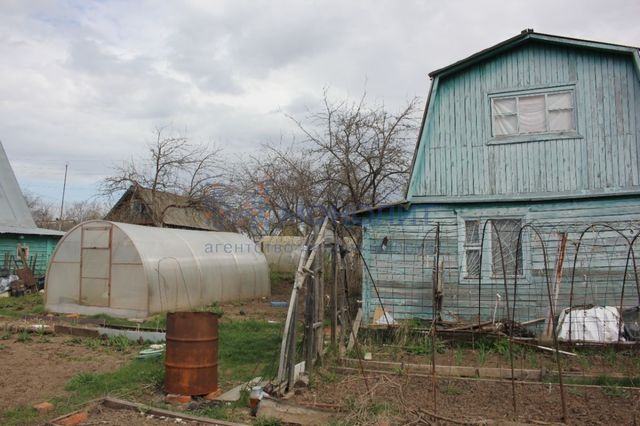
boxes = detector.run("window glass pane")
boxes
[466,249,480,278]
[547,92,572,110]
[518,95,546,133]
[465,220,480,244]
[549,110,575,132]
[492,97,516,115]
[491,219,523,276]
[493,115,517,136]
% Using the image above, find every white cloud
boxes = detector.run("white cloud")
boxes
[0,0,638,203]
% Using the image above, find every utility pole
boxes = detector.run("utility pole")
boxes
[58,163,68,231]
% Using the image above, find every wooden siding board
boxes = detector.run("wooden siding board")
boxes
[408,43,640,201]
[361,198,640,322]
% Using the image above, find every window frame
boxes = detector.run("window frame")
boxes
[463,219,481,279]
[458,215,530,284]
[487,84,581,145]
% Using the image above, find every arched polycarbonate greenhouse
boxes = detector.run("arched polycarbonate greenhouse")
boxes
[45,221,270,318]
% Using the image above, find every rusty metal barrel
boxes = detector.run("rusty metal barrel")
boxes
[164,312,219,396]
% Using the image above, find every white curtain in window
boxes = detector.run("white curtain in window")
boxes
[493,98,516,114]
[492,98,517,136]
[547,92,574,132]
[549,110,574,131]
[518,95,546,133]
[547,92,572,109]
[494,116,517,136]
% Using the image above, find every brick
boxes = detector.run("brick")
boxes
[204,389,223,401]
[164,394,192,404]
[33,401,54,413]
[56,411,88,426]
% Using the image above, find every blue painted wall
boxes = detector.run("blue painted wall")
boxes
[360,197,640,323]
[0,234,60,276]
[408,41,640,201]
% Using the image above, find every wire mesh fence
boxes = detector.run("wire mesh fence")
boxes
[361,218,640,342]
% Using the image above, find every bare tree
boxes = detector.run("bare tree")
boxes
[102,127,223,227]
[222,145,319,237]
[64,199,107,226]
[22,190,55,228]
[224,90,420,236]
[288,90,420,213]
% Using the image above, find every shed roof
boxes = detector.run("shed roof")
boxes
[0,140,64,237]
[105,185,233,232]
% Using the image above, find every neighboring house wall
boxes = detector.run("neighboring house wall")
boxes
[361,197,640,323]
[408,43,640,200]
[0,234,60,275]
[105,192,153,226]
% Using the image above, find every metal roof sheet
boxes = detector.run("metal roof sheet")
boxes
[0,225,64,236]
[429,29,640,78]
[0,140,40,230]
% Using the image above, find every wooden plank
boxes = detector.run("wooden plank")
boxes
[346,308,363,352]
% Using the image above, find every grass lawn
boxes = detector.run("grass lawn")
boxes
[0,293,46,318]
[0,292,284,425]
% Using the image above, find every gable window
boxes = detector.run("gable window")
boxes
[491,90,575,137]
[491,219,523,277]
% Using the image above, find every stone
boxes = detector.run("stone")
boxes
[33,401,54,413]
[204,389,223,400]
[164,394,192,405]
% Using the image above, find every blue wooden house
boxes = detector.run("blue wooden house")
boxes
[0,141,64,276]
[356,30,640,326]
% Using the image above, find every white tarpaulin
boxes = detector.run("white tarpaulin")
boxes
[556,306,624,343]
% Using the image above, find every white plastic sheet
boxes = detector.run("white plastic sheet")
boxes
[556,306,624,343]
[0,275,18,293]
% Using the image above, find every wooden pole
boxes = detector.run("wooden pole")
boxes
[331,225,339,346]
[544,233,568,338]
[315,232,324,361]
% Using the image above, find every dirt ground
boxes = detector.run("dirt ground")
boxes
[72,405,211,425]
[292,371,640,425]
[217,276,293,322]
[369,346,640,377]
[0,327,131,412]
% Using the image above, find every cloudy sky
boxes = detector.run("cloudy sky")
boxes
[1,0,639,205]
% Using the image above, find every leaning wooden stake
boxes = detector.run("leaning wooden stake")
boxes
[544,233,568,338]
[331,226,339,346]
[277,218,329,388]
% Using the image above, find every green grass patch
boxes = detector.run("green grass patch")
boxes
[0,293,45,318]
[218,320,283,385]
[544,374,640,388]
[0,317,283,425]
[16,330,32,343]
[0,356,164,426]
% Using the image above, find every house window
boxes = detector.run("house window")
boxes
[464,220,481,278]
[491,90,575,137]
[491,219,523,277]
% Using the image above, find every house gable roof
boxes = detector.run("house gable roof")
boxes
[404,30,640,201]
[0,140,64,236]
[429,29,640,79]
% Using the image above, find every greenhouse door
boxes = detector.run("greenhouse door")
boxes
[79,224,113,307]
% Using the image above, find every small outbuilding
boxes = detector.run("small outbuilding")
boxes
[0,140,64,275]
[104,184,235,232]
[45,220,269,318]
